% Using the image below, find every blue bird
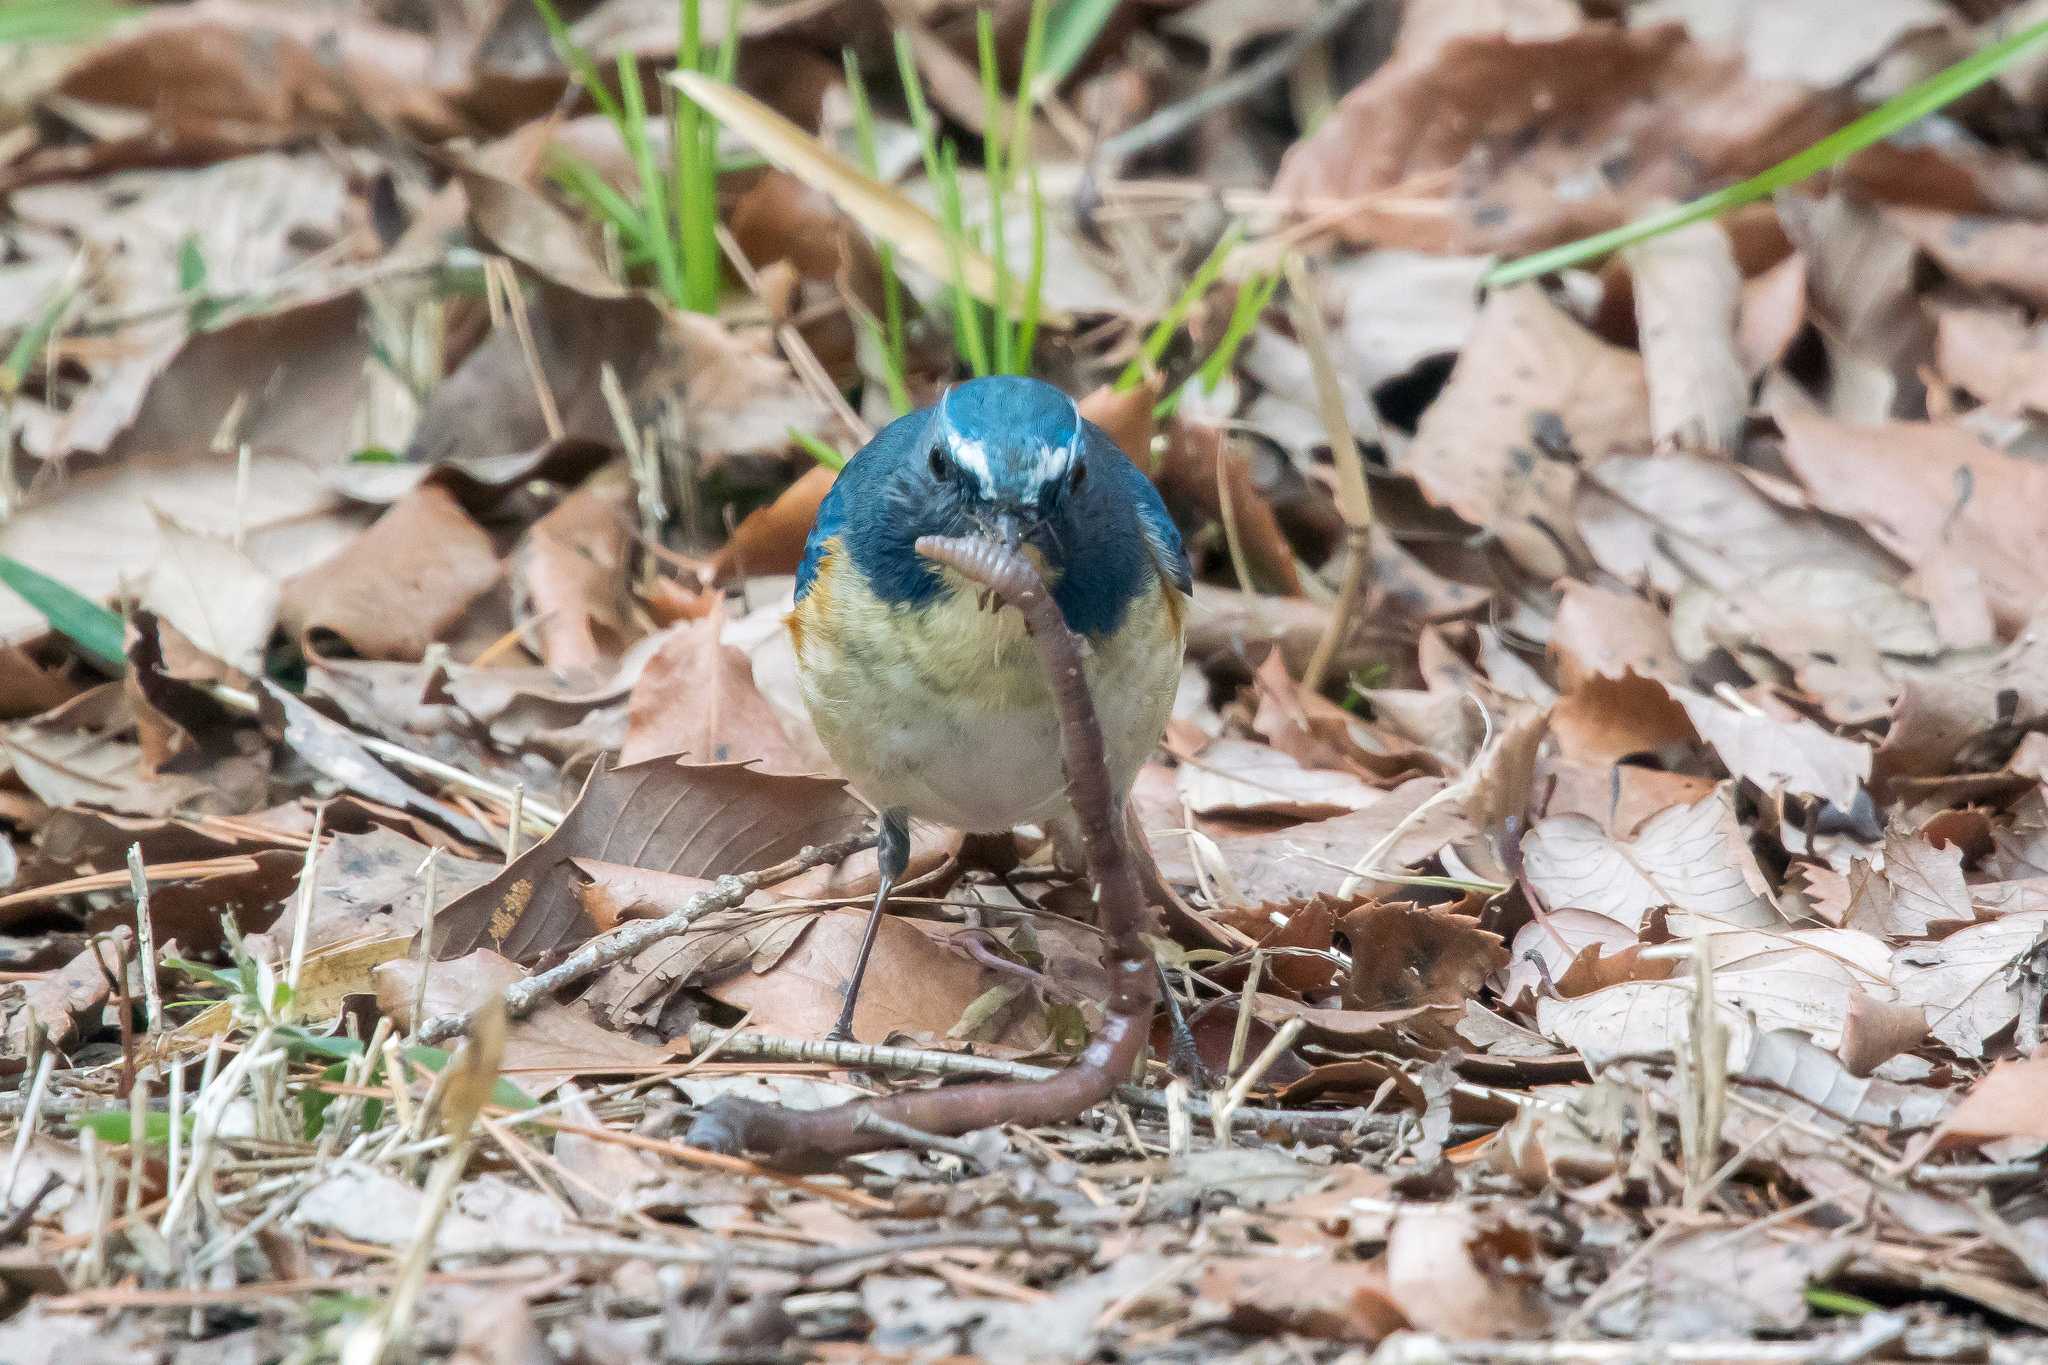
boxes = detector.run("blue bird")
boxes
[790,375,1191,1041]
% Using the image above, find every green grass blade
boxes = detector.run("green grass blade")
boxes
[285,1030,534,1112]
[791,426,847,470]
[844,50,912,412]
[1157,269,1280,418]
[1014,159,1046,372]
[0,555,126,672]
[1037,0,1117,94]
[0,0,136,44]
[896,33,990,377]
[1117,221,1244,390]
[1007,0,1052,373]
[619,53,686,307]
[712,0,742,82]
[1487,17,2048,286]
[669,0,737,312]
[1,269,78,395]
[938,143,991,377]
[529,0,625,125]
[978,10,1013,375]
[548,151,654,255]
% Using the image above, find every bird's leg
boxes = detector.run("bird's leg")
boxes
[1154,958,1213,1088]
[828,807,910,1043]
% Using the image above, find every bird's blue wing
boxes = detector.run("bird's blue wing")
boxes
[1117,443,1192,595]
[797,406,937,602]
[794,474,846,602]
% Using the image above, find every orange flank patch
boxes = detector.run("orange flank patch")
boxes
[786,536,841,656]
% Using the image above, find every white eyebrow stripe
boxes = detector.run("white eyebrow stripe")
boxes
[1026,439,1076,496]
[950,436,996,498]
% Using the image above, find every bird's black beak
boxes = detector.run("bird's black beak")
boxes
[991,510,1023,551]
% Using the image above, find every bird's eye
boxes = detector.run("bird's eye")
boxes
[928,446,948,481]
[1069,461,1087,491]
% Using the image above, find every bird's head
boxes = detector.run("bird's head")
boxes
[919,375,1089,560]
[813,373,1183,637]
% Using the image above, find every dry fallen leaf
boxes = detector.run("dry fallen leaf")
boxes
[431,760,870,963]
[1549,582,1684,690]
[1340,902,1508,1014]
[280,484,501,661]
[1194,1256,1408,1344]
[1624,216,1748,454]
[1521,789,1782,933]
[1275,23,1836,257]
[621,608,814,771]
[141,514,280,678]
[1177,737,1382,819]
[1384,1204,1547,1340]
[1777,409,2048,633]
[375,949,669,1094]
[1157,777,1474,906]
[710,463,835,584]
[514,475,634,676]
[1934,305,2048,416]
[1399,286,1650,578]
[1943,1054,2048,1142]
[1895,910,2048,1057]
[1663,684,1871,810]
[703,907,1043,1048]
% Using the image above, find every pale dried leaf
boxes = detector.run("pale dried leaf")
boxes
[1521,790,1781,933]
[1399,286,1649,578]
[1177,737,1382,819]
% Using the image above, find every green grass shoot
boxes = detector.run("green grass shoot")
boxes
[1038,0,1118,94]
[1,268,79,397]
[1116,222,1245,391]
[528,0,730,312]
[0,554,126,673]
[843,50,913,415]
[1487,17,2048,285]
[1155,267,1281,419]
[0,0,136,44]
[791,426,847,470]
[888,0,1052,380]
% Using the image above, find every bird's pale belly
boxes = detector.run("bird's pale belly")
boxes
[790,554,1182,832]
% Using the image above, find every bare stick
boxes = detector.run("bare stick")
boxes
[683,535,1160,1165]
[126,844,163,1036]
[1285,252,1378,695]
[1098,0,1377,164]
[1213,1016,1304,1140]
[413,832,877,1045]
[409,851,440,1047]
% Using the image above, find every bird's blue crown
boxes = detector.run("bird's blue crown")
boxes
[934,375,1081,509]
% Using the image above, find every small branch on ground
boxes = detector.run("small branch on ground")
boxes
[413,831,877,1045]
[684,534,1159,1166]
[680,1021,1404,1141]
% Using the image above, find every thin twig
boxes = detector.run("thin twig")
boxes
[851,1112,991,1167]
[1284,252,1377,694]
[487,257,564,441]
[204,682,566,830]
[414,832,877,1044]
[1098,0,1379,164]
[409,851,440,1047]
[1212,1016,1305,1140]
[125,844,163,1035]
[2,1051,55,1203]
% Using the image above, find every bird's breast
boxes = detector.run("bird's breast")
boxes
[788,542,1183,832]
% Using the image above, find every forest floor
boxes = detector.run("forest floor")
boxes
[5,0,2048,1360]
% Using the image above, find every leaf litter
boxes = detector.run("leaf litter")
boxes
[5,1,2048,1360]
